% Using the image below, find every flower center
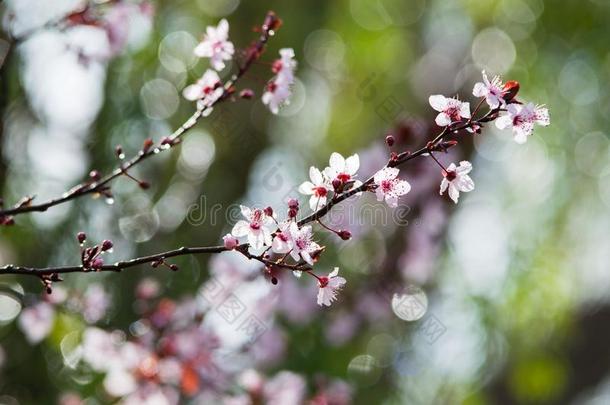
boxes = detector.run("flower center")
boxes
[445,106,461,122]
[318,276,329,288]
[272,60,283,74]
[381,180,393,192]
[337,173,351,183]
[445,170,457,181]
[313,187,327,197]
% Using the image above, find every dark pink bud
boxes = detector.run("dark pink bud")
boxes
[101,239,113,251]
[287,198,299,209]
[91,257,104,269]
[77,232,87,244]
[288,208,298,218]
[264,206,274,217]
[239,89,255,99]
[89,170,101,181]
[169,264,179,271]
[338,230,351,240]
[142,138,154,153]
[139,181,150,190]
[332,179,342,191]
[385,135,395,147]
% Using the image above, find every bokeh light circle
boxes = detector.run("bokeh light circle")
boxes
[391,285,428,321]
[471,28,516,74]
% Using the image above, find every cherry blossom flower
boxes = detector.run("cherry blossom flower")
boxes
[223,234,239,250]
[18,301,55,344]
[428,95,471,126]
[373,167,411,208]
[317,268,346,307]
[263,371,307,405]
[495,102,550,144]
[323,152,360,186]
[288,224,321,266]
[194,19,235,71]
[231,205,275,249]
[298,167,332,211]
[472,70,504,109]
[262,48,296,114]
[439,161,475,203]
[271,221,294,254]
[182,69,224,114]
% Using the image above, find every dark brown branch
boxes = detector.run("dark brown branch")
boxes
[0,11,278,218]
[0,105,498,279]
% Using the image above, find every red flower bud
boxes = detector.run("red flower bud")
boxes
[239,89,255,99]
[338,230,351,240]
[264,206,274,217]
[77,232,87,244]
[385,135,395,147]
[142,138,154,153]
[502,80,520,103]
[101,239,113,252]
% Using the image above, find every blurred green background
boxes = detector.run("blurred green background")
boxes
[1,0,610,404]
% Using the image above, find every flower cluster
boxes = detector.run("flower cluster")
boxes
[183,19,296,116]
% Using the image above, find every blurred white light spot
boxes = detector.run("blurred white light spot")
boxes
[367,334,397,367]
[60,331,82,368]
[304,30,346,72]
[392,286,428,321]
[196,0,240,17]
[559,60,600,106]
[119,195,160,242]
[574,131,610,178]
[140,78,179,120]
[347,354,380,385]
[178,130,216,177]
[0,293,21,323]
[158,31,198,73]
[471,28,516,74]
[350,0,392,31]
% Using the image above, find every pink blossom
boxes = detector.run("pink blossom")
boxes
[194,19,235,71]
[317,268,346,307]
[271,221,293,254]
[231,205,275,249]
[81,283,110,324]
[323,152,360,185]
[222,233,239,250]
[288,223,321,266]
[472,70,504,109]
[439,161,475,203]
[495,102,550,144]
[373,167,411,208]
[263,371,306,405]
[182,69,224,114]
[428,95,471,126]
[262,48,296,114]
[18,301,55,344]
[298,167,332,211]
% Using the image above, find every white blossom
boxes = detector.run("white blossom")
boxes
[298,167,332,211]
[439,161,475,203]
[194,19,235,71]
[472,70,504,109]
[495,102,550,144]
[231,205,275,249]
[429,95,471,126]
[373,167,411,208]
[317,268,346,307]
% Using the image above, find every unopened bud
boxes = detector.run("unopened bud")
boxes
[139,181,150,190]
[101,239,113,252]
[89,170,101,181]
[77,232,87,244]
[239,89,255,99]
[385,135,395,147]
[338,230,352,240]
[169,264,179,271]
[287,198,299,209]
[332,179,342,191]
[271,277,278,285]
[142,138,154,153]
[91,257,104,269]
[288,207,298,218]
[264,206,274,217]
[115,145,124,159]
[223,234,239,250]
[502,80,520,103]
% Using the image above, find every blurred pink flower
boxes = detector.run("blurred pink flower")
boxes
[194,19,235,71]
[18,301,55,344]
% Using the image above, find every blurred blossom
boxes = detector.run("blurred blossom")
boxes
[471,28,516,74]
[18,301,55,343]
[325,311,360,346]
[80,284,111,324]
[263,371,306,405]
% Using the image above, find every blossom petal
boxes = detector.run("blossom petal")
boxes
[345,154,360,175]
[232,220,250,237]
[329,152,345,172]
[298,181,315,195]
[472,82,487,97]
[428,95,447,112]
[435,112,451,127]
